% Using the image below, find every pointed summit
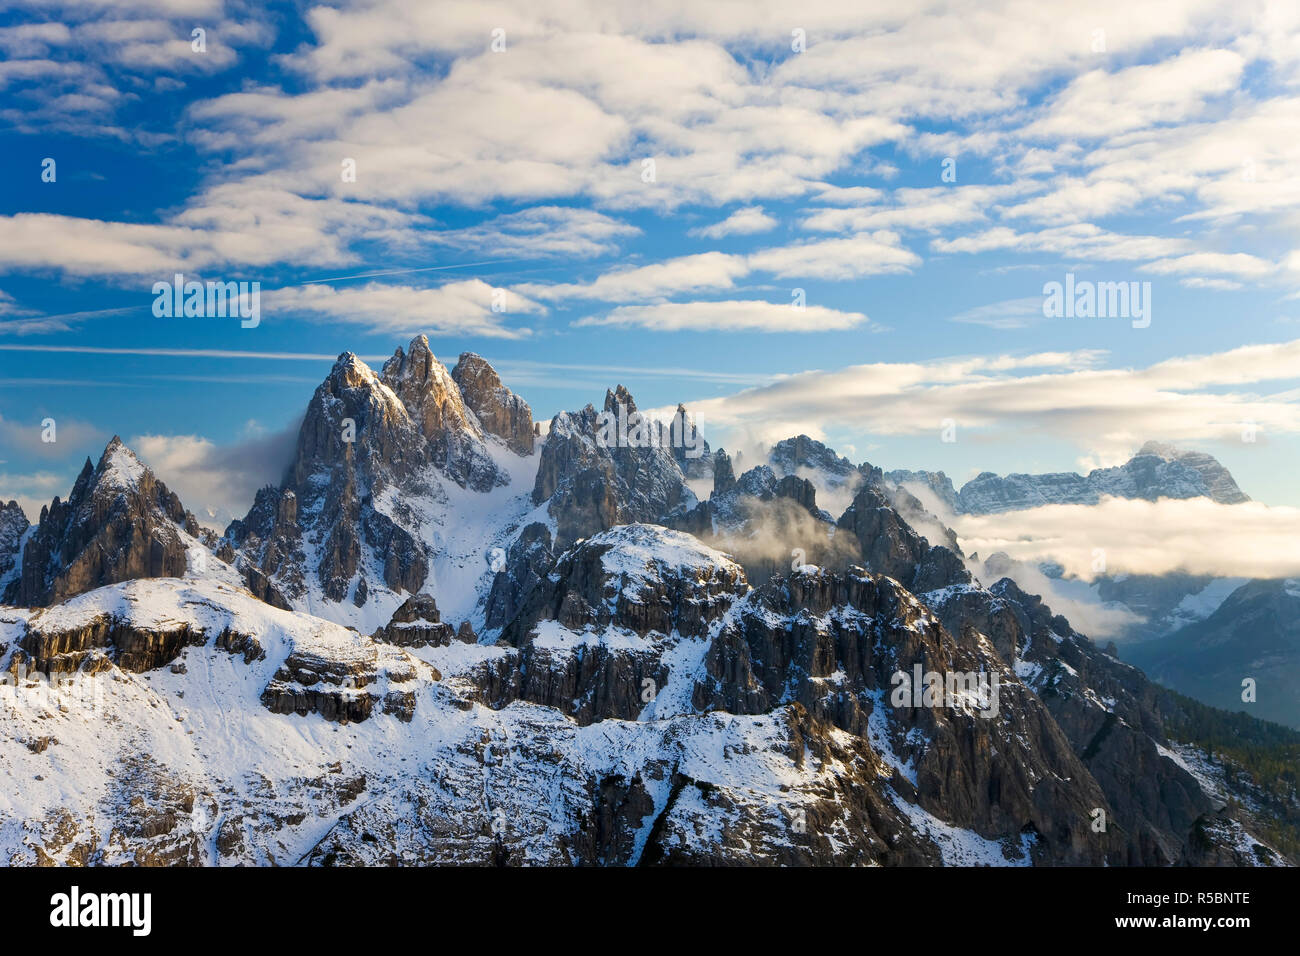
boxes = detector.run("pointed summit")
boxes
[4,438,202,607]
[96,434,149,491]
[452,352,534,456]
[604,384,637,414]
[226,334,512,623]
[381,335,482,448]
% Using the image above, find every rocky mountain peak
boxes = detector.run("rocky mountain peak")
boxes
[380,335,481,446]
[532,387,694,550]
[604,384,637,414]
[3,437,202,607]
[452,351,534,456]
[769,434,859,485]
[0,499,30,593]
[1132,440,1249,504]
[955,442,1249,514]
[96,435,150,491]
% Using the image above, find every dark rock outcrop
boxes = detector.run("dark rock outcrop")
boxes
[373,593,455,647]
[5,438,203,607]
[532,386,694,550]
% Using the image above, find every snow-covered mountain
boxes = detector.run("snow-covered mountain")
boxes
[1,340,1294,867]
[1,438,207,608]
[888,441,1249,517]
[221,337,543,634]
[1,521,1285,865]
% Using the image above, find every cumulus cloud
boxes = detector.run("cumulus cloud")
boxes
[130,419,302,530]
[689,205,778,239]
[0,185,427,280]
[1024,48,1244,141]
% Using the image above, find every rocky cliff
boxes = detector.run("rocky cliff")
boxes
[3,439,203,607]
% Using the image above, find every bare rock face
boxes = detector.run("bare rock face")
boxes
[227,347,445,608]
[921,576,1219,865]
[490,525,747,723]
[373,593,455,647]
[260,640,421,724]
[16,614,208,675]
[769,434,863,488]
[380,337,505,491]
[712,449,736,497]
[484,522,555,630]
[0,500,30,593]
[955,441,1250,515]
[4,438,202,608]
[836,479,970,593]
[505,524,745,645]
[700,565,1122,865]
[226,337,535,614]
[478,524,1126,864]
[668,403,712,479]
[664,463,843,585]
[452,352,534,456]
[532,386,695,550]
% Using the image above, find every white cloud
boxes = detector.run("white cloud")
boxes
[131,422,300,530]
[428,207,639,259]
[265,279,544,338]
[1139,252,1276,278]
[0,186,429,280]
[746,232,919,279]
[674,339,1300,457]
[932,223,1193,262]
[947,297,1045,330]
[519,252,748,303]
[689,205,778,239]
[1024,48,1244,141]
[954,497,1300,580]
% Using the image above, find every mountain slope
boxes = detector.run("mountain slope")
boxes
[0,339,1292,868]
[1123,578,1300,730]
[224,337,540,633]
[2,523,1288,866]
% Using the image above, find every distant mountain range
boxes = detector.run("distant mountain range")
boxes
[1125,579,1300,730]
[887,440,1250,516]
[0,337,1295,866]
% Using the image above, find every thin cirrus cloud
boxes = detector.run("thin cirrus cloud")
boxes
[575,300,869,333]
[947,297,1046,330]
[522,233,919,308]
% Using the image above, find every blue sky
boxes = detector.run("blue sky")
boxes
[3,0,1300,523]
